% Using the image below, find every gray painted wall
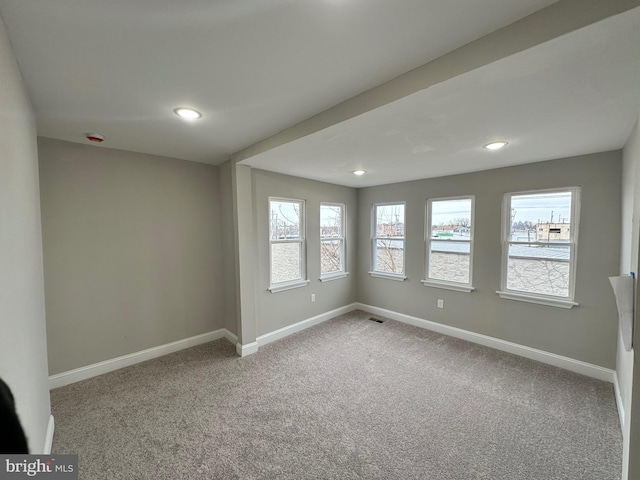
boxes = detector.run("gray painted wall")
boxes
[630,315,640,479]
[620,117,638,478]
[0,14,51,452]
[39,138,225,375]
[234,164,258,346]
[252,169,358,337]
[357,152,621,368]
[219,160,238,334]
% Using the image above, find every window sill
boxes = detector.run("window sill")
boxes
[421,280,474,293]
[496,290,578,309]
[269,280,310,293]
[368,271,407,282]
[319,272,349,283]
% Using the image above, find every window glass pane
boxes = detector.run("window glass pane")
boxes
[376,205,405,238]
[429,241,470,283]
[320,204,343,238]
[375,239,404,274]
[506,244,570,297]
[430,198,472,238]
[270,200,301,240]
[502,189,578,300]
[320,204,345,276]
[510,191,572,242]
[321,239,343,274]
[271,242,301,284]
[428,198,472,285]
[373,203,405,276]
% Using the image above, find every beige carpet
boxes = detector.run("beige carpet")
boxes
[51,310,622,479]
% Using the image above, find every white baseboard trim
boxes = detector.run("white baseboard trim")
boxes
[257,303,359,348]
[43,415,54,454]
[233,303,358,357]
[225,330,238,345]
[49,329,235,389]
[236,342,259,357]
[357,303,615,383]
[614,373,625,430]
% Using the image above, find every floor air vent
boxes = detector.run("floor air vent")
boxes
[368,317,385,323]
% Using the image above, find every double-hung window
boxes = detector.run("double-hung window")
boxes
[320,203,347,281]
[269,198,308,292]
[497,188,580,308]
[370,202,406,280]
[423,196,474,292]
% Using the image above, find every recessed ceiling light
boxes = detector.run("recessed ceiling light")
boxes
[353,170,366,176]
[483,141,508,151]
[174,107,202,120]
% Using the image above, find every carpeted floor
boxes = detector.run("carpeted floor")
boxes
[50,310,622,479]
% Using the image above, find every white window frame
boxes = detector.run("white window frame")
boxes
[369,202,407,281]
[497,187,580,309]
[268,197,309,293]
[319,202,348,282]
[422,196,475,293]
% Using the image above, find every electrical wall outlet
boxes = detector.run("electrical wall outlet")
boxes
[437,299,444,309]
[311,293,316,302]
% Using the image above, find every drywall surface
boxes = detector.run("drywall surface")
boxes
[357,151,621,368]
[219,160,238,335]
[234,163,258,346]
[232,0,640,165]
[252,169,358,336]
[621,116,639,480]
[39,138,225,375]
[621,120,639,411]
[0,13,51,452]
[630,337,640,479]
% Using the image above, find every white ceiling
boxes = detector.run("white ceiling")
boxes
[241,7,640,186]
[1,0,639,188]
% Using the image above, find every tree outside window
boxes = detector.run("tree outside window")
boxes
[269,198,305,288]
[372,203,405,277]
[320,203,345,278]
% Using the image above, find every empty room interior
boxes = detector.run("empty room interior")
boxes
[2,0,640,478]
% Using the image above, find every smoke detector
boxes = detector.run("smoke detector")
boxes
[85,133,105,143]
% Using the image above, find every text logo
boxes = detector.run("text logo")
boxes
[0,456,77,479]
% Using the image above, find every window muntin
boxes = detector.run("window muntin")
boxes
[269,198,306,288]
[320,203,346,278]
[372,203,406,277]
[501,188,579,301]
[426,197,474,287]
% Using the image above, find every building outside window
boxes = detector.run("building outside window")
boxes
[423,196,474,292]
[498,188,580,308]
[320,203,347,280]
[269,198,308,292]
[371,202,406,280]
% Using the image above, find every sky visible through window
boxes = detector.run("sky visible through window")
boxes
[320,204,342,233]
[376,205,404,226]
[510,191,571,225]
[431,198,471,227]
[271,201,299,223]
[270,200,301,240]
